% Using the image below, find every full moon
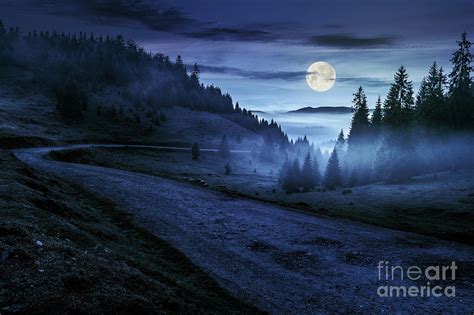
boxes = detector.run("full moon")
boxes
[306,61,336,92]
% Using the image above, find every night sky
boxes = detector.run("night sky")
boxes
[2,0,473,111]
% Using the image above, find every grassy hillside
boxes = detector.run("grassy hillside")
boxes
[49,146,474,245]
[0,21,288,149]
[0,150,260,313]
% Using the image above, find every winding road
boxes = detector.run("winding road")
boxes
[14,145,474,314]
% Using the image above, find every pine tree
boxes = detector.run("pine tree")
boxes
[282,159,301,193]
[175,55,185,70]
[235,102,242,113]
[219,135,230,158]
[448,32,473,128]
[190,63,200,87]
[0,20,5,36]
[301,153,315,191]
[192,142,200,160]
[324,148,342,189]
[416,62,447,126]
[383,66,415,127]
[371,96,383,128]
[55,76,85,119]
[312,156,321,186]
[336,129,345,149]
[348,86,370,148]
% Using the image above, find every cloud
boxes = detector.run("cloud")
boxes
[308,33,397,48]
[337,77,391,88]
[183,27,277,42]
[198,64,391,87]
[26,0,192,31]
[198,65,303,80]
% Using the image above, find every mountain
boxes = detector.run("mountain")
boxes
[288,106,354,114]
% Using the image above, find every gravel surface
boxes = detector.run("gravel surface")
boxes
[15,145,474,314]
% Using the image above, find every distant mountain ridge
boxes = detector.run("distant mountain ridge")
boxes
[288,106,354,114]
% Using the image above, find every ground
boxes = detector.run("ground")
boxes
[48,146,474,244]
[12,145,474,314]
[2,80,474,313]
[0,150,258,314]
[0,85,261,313]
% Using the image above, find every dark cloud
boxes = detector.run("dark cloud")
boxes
[27,0,192,31]
[184,27,277,42]
[308,33,397,48]
[199,65,391,87]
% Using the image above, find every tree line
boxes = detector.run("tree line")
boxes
[0,20,289,146]
[279,32,473,192]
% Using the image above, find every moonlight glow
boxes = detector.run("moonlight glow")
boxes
[306,62,336,92]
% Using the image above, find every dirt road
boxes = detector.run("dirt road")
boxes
[14,145,474,314]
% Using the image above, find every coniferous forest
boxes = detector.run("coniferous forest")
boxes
[280,33,473,192]
[0,20,289,146]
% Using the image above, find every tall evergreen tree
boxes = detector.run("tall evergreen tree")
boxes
[348,86,370,148]
[282,159,301,193]
[371,96,383,128]
[383,66,415,127]
[55,76,86,119]
[0,20,5,36]
[190,63,200,87]
[416,62,447,126]
[336,129,346,150]
[324,148,342,189]
[219,135,230,158]
[301,153,315,191]
[175,55,185,70]
[448,32,473,128]
[312,155,321,187]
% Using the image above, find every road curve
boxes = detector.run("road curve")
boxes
[14,145,474,314]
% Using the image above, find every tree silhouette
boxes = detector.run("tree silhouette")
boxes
[301,153,315,191]
[383,66,415,127]
[336,129,346,150]
[55,75,86,119]
[448,32,473,128]
[0,20,5,36]
[312,155,321,187]
[324,148,342,190]
[190,63,200,87]
[282,159,301,193]
[416,62,447,126]
[371,96,383,129]
[348,86,370,148]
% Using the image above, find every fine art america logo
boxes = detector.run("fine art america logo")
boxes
[377,261,457,298]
